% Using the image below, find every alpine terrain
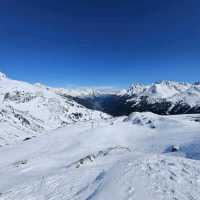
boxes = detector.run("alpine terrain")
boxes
[0,72,109,146]
[54,80,200,116]
[0,72,200,200]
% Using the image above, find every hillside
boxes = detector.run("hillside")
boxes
[0,73,110,146]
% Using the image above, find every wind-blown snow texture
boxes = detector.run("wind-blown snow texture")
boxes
[1,73,200,200]
[1,111,200,199]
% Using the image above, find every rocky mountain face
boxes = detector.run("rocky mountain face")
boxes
[55,81,200,116]
[125,81,200,115]
[0,73,110,145]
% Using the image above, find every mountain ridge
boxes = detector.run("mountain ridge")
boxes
[50,80,200,116]
[0,72,110,146]
[1,71,200,118]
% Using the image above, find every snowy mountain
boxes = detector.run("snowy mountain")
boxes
[1,72,200,199]
[125,80,200,114]
[52,87,119,98]
[0,72,110,146]
[0,112,200,199]
[51,86,122,114]
[57,80,200,116]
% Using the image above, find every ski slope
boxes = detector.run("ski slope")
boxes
[0,112,200,200]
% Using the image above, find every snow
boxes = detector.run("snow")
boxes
[92,154,200,200]
[1,73,200,199]
[0,73,110,146]
[35,80,200,112]
[0,72,7,80]
[40,80,200,115]
[52,87,120,98]
[0,112,200,199]
[126,80,200,106]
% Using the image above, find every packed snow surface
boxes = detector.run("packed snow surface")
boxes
[0,112,200,200]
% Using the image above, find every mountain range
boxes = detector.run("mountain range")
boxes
[1,72,200,146]
[54,80,200,116]
[1,72,200,199]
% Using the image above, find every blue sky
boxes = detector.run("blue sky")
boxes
[0,0,200,87]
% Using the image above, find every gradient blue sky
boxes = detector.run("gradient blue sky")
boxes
[0,0,200,87]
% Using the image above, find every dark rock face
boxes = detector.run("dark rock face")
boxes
[163,145,180,153]
[171,145,180,152]
[14,113,30,126]
[23,137,32,141]
[68,94,200,116]
[3,91,36,103]
[129,97,172,115]
[66,146,131,169]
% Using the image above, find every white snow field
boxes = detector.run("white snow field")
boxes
[0,112,200,200]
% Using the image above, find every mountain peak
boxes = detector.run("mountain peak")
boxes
[127,83,145,95]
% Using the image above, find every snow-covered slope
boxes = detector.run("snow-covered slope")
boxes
[0,73,110,146]
[0,113,200,199]
[1,73,200,199]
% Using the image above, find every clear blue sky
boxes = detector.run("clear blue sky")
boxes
[0,0,200,87]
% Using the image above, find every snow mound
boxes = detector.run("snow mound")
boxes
[124,112,164,128]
